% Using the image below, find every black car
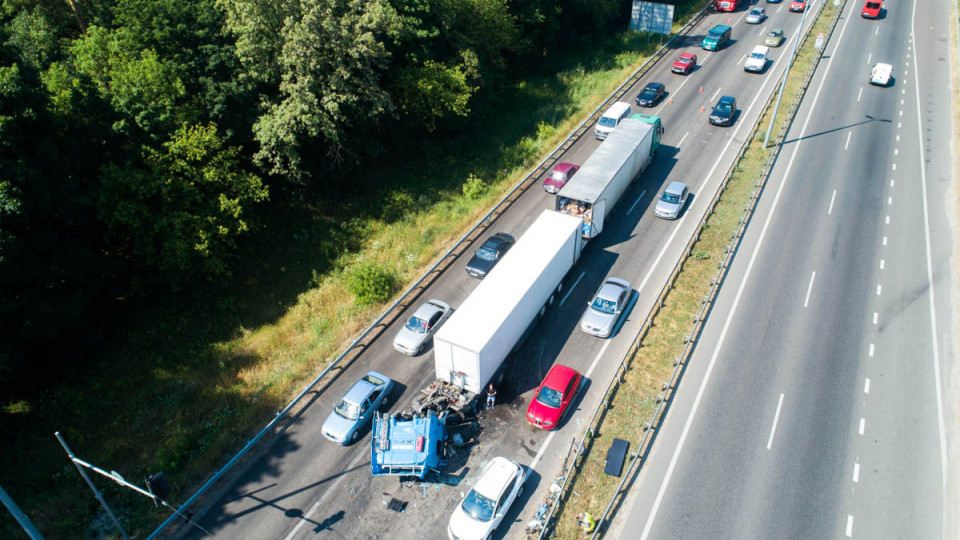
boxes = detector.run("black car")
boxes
[709,95,736,126]
[465,232,515,279]
[636,82,665,107]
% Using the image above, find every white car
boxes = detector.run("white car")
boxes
[448,457,525,540]
[870,63,893,86]
[393,299,452,355]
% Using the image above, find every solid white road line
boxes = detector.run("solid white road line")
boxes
[804,271,816,308]
[828,190,837,214]
[638,6,860,537]
[530,430,557,470]
[910,0,949,514]
[559,271,585,306]
[627,190,647,215]
[766,393,785,450]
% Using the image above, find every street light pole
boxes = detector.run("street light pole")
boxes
[0,484,45,539]
[55,432,129,540]
[764,0,812,147]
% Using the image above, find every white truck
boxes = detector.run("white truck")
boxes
[556,114,662,238]
[432,210,584,396]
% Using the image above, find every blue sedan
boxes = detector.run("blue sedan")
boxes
[322,371,394,444]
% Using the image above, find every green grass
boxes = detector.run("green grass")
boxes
[547,2,842,538]
[0,8,722,539]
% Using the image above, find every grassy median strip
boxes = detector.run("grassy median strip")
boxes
[549,2,842,539]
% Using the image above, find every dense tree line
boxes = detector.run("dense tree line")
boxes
[0,0,627,385]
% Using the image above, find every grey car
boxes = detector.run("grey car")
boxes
[580,278,632,338]
[465,232,515,279]
[746,7,766,23]
[655,181,690,220]
[322,371,393,445]
[393,299,453,355]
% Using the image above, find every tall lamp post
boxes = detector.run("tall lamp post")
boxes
[764,0,812,147]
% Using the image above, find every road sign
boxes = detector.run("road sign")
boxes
[815,32,825,49]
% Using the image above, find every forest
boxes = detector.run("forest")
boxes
[0,0,694,536]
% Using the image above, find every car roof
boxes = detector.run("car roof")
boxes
[552,162,578,173]
[710,24,731,32]
[484,233,511,248]
[719,95,736,105]
[752,45,769,54]
[412,300,446,319]
[644,82,664,90]
[473,457,521,499]
[770,28,783,34]
[664,181,687,195]
[597,280,628,301]
[602,101,632,117]
[343,377,378,405]
[679,52,696,59]
[543,364,580,389]
[750,7,764,11]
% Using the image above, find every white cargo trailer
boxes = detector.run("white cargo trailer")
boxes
[432,210,584,395]
[556,115,662,238]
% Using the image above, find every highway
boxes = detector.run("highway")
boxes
[172,3,831,540]
[615,0,955,538]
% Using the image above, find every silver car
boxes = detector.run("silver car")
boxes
[393,299,453,355]
[322,371,393,445]
[655,181,690,220]
[746,7,766,23]
[580,278,632,338]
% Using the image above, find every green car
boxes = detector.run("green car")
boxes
[765,29,785,48]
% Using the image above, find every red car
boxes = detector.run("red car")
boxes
[543,162,579,194]
[672,52,697,75]
[789,0,806,11]
[526,364,582,430]
[861,0,881,17]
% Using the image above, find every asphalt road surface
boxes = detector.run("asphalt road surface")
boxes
[171,4,830,540]
[615,0,955,539]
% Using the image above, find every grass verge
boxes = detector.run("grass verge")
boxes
[546,2,843,539]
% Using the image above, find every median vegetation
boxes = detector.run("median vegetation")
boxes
[547,2,843,539]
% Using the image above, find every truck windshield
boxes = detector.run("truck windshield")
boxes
[536,386,562,408]
[461,490,495,522]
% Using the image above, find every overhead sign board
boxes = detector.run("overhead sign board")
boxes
[630,2,675,35]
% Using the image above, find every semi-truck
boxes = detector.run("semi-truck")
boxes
[556,114,662,238]
[371,210,584,478]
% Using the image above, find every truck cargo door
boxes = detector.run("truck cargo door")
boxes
[590,200,605,237]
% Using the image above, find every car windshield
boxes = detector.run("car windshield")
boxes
[475,246,497,261]
[866,1,880,7]
[678,57,691,64]
[598,117,617,128]
[707,32,721,39]
[750,52,765,59]
[642,88,656,97]
[661,192,681,204]
[751,8,762,14]
[591,296,618,315]
[405,316,428,333]
[550,170,567,182]
[461,489,495,522]
[769,31,780,37]
[334,399,360,421]
[716,103,733,114]
[536,385,563,409]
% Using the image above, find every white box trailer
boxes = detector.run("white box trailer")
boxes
[556,116,661,238]
[433,210,584,395]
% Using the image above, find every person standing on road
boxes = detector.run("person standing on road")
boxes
[486,383,497,410]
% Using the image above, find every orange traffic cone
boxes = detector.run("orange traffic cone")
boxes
[699,85,703,92]
[668,98,673,105]
[700,104,705,112]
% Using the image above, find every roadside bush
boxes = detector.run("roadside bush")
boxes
[346,261,397,306]
[462,174,488,200]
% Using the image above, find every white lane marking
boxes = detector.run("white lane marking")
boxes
[896,134,900,141]
[857,87,863,102]
[766,393,785,450]
[880,259,885,269]
[875,24,879,35]
[864,378,871,394]
[859,418,866,435]
[677,131,690,148]
[738,54,746,66]
[883,236,888,246]
[910,0,949,509]
[885,216,890,224]
[529,430,557,470]
[868,53,872,64]
[869,343,875,357]
[876,284,882,296]
[890,179,895,187]
[888,197,892,205]
[283,442,369,540]
[804,271,816,308]
[847,515,855,536]
[873,312,879,324]
[627,190,647,215]
[853,462,861,482]
[898,122,902,128]
[893,163,897,170]
[894,148,899,155]
[637,8,860,535]
[586,340,612,380]
[559,271,585,306]
[709,87,721,101]
[828,190,837,214]
[844,131,852,150]
[899,110,903,117]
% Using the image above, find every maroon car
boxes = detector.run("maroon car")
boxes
[543,162,580,194]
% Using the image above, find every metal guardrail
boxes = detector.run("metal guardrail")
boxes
[526,0,848,537]
[147,5,714,538]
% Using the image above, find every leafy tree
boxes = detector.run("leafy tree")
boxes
[395,52,478,131]
[99,123,268,277]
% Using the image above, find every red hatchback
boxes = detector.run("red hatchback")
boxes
[861,0,881,17]
[527,364,582,430]
[789,0,806,11]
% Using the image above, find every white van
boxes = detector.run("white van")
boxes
[594,102,632,140]
[744,45,768,73]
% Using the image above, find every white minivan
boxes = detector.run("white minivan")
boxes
[594,101,632,140]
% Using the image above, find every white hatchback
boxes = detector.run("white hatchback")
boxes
[870,63,893,86]
[448,457,525,540]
